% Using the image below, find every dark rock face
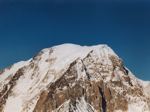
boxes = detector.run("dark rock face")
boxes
[33,55,130,112]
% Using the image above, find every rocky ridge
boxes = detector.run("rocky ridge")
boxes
[0,44,150,112]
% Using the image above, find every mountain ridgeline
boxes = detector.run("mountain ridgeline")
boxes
[0,44,150,112]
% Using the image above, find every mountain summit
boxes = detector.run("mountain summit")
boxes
[0,44,150,112]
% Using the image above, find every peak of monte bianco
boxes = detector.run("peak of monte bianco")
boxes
[0,44,150,112]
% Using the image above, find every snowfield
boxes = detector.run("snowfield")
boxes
[0,44,149,112]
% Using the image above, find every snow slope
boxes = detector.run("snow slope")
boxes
[0,43,149,112]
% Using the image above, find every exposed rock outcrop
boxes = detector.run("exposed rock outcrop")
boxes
[0,44,149,112]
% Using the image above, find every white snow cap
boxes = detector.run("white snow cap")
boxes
[44,43,117,70]
[49,43,117,61]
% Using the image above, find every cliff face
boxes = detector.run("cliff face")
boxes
[0,44,150,112]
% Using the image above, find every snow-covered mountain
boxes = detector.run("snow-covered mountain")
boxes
[0,44,150,112]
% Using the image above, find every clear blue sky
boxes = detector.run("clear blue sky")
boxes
[0,0,150,80]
